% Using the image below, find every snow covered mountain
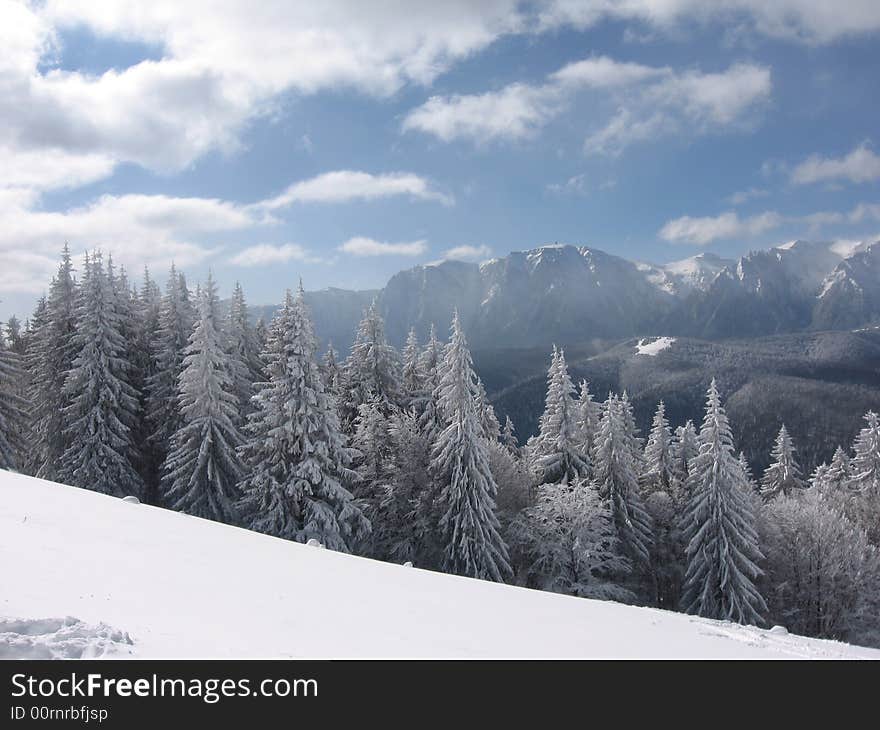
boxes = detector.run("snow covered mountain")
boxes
[3,470,877,659]
[381,245,678,347]
[288,239,880,352]
[814,244,880,330]
[642,251,734,297]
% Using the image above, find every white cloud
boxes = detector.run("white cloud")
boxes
[659,210,783,245]
[439,244,492,261]
[537,1,880,44]
[258,171,452,209]
[0,166,450,291]
[848,203,880,223]
[586,63,770,155]
[727,187,770,205]
[549,56,663,88]
[402,83,557,143]
[583,109,673,155]
[338,237,428,257]
[0,250,59,294]
[651,64,771,125]
[0,145,115,192]
[547,173,589,196]
[659,201,880,244]
[229,243,316,267]
[0,1,528,198]
[0,191,264,291]
[790,142,880,185]
[0,1,873,208]
[403,55,770,152]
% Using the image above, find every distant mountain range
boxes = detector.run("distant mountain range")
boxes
[246,240,880,474]
[253,238,880,353]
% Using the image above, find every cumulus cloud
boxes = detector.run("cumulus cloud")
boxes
[228,243,317,267]
[258,171,452,209]
[659,210,783,245]
[0,191,261,291]
[0,1,527,198]
[0,1,873,204]
[537,0,880,44]
[402,83,558,143]
[438,244,492,261]
[585,63,771,155]
[790,142,880,185]
[403,55,771,152]
[659,202,880,244]
[338,237,428,257]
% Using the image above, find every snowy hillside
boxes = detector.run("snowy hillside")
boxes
[2,471,877,659]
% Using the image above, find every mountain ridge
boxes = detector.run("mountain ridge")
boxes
[260,238,880,353]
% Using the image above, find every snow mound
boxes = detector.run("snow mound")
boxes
[2,470,878,658]
[635,337,676,356]
[0,616,134,659]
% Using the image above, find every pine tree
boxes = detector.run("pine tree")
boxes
[378,410,436,565]
[639,402,681,609]
[322,343,341,396]
[226,282,263,416]
[681,379,766,625]
[512,480,633,601]
[5,317,24,355]
[144,265,195,503]
[823,446,851,493]
[591,394,653,567]
[761,424,806,499]
[474,376,501,442]
[0,333,28,470]
[431,311,511,582]
[575,380,601,465]
[29,244,78,480]
[131,266,162,486]
[59,252,143,497]
[618,391,644,472]
[850,411,880,496]
[501,415,519,455]
[22,296,48,475]
[162,275,244,523]
[351,396,393,554]
[417,323,444,444]
[672,420,699,500]
[531,347,590,485]
[401,327,423,404]
[739,452,758,492]
[641,401,675,496]
[254,317,268,353]
[237,286,369,552]
[847,412,880,544]
[809,462,830,491]
[340,301,401,425]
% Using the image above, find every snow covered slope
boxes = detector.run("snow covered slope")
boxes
[2,471,877,659]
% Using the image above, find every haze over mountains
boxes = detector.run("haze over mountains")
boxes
[255,238,880,354]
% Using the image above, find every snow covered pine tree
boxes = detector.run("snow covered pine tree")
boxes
[162,275,245,524]
[531,347,590,486]
[681,380,766,625]
[237,285,369,552]
[59,252,143,498]
[431,311,511,582]
[760,424,806,500]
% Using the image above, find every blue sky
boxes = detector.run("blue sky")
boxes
[1,1,879,320]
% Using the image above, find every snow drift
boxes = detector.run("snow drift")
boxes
[2,470,877,659]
